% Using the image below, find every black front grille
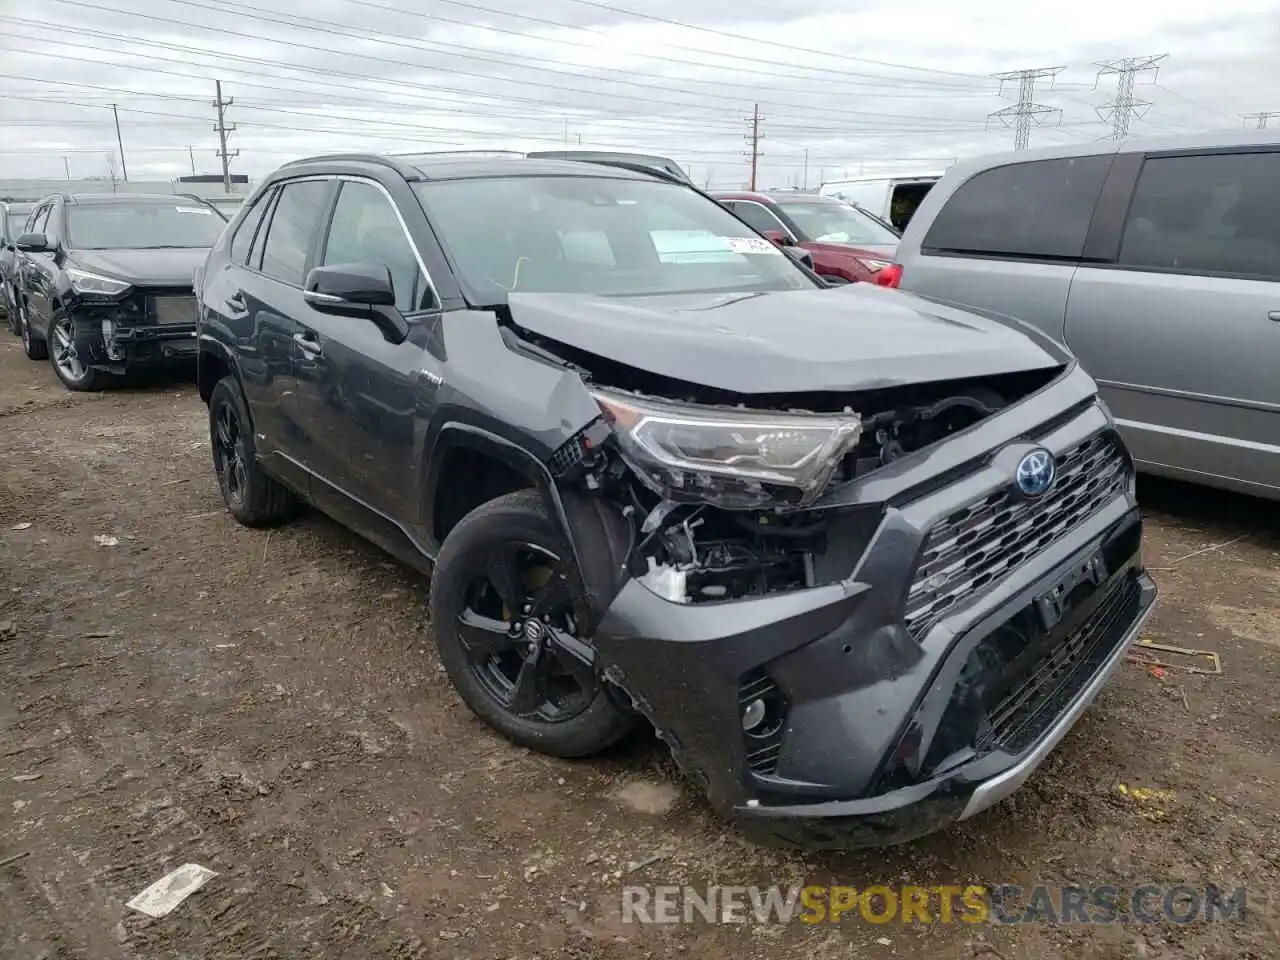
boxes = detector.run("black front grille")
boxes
[985,574,1139,753]
[917,573,1141,779]
[904,431,1128,640]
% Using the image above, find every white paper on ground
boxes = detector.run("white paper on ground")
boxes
[126,863,218,918]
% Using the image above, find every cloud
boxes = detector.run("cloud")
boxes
[0,0,1276,185]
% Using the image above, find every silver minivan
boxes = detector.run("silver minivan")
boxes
[884,130,1280,501]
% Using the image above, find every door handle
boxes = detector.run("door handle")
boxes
[1269,311,1280,322]
[293,331,323,358]
[225,292,246,312]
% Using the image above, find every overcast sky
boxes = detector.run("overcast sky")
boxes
[1,0,1277,187]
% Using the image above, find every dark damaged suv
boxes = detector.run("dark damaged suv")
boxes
[14,193,227,390]
[195,153,1157,848]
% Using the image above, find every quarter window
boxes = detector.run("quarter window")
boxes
[922,156,1113,259]
[230,189,274,267]
[1117,152,1280,281]
[320,181,432,312]
[258,180,331,285]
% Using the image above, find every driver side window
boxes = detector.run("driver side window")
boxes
[322,181,433,312]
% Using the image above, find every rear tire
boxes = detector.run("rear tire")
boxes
[430,490,634,758]
[209,375,298,527]
[19,300,46,361]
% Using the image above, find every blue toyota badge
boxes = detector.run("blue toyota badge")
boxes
[1015,449,1056,498]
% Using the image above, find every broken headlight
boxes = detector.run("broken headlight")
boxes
[66,267,131,299]
[592,389,861,509]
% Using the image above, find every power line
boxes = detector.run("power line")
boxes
[0,26,996,144]
[988,66,1065,150]
[213,79,237,193]
[43,0,994,125]
[1095,54,1167,140]
[1242,111,1280,129]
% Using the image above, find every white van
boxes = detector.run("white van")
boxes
[818,173,943,231]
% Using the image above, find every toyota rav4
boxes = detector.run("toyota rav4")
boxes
[195,152,1157,849]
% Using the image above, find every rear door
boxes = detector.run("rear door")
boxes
[21,202,58,338]
[899,154,1115,344]
[290,176,439,529]
[1064,148,1280,496]
[236,177,334,489]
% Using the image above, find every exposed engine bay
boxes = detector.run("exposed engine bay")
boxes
[532,330,1063,608]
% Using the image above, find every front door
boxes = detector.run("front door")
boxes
[1065,148,1280,496]
[289,178,442,536]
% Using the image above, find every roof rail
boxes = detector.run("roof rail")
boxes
[387,149,526,159]
[280,153,423,180]
[525,150,691,184]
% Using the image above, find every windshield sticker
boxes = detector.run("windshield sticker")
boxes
[174,206,215,215]
[725,236,783,256]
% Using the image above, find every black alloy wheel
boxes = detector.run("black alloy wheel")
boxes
[207,376,297,527]
[430,491,634,757]
[458,541,598,723]
[213,399,249,509]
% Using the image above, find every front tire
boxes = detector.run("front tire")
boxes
[48,316,107,392]
[208,375,298,527]
[429,490,635,758]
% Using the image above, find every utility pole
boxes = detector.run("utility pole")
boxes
[989,66,1065,150]
[1095,55,1167,140]
[213,80,238,194]
[744,103,763,191]
[1243,111,1280,129]
[63,156,71,179]
[111,103,128,181]
[802,148,809,191]
[188,145,196,176]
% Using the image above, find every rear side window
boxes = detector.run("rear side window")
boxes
[922,156,1113,259]
[230,189,274,267]
[258,180,331,285]
[1117,152,1280,281]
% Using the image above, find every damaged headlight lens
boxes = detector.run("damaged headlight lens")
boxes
[66,267,131,298]
[593,389,862,509]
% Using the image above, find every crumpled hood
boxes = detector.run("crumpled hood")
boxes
[507,285,1066,395]
[69,247,210,288]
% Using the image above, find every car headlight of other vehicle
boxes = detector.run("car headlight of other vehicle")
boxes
[66,267,132,298]
[592,389,862,509]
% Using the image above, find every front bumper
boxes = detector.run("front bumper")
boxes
[593,372,1157,848]
[73,319,198,372]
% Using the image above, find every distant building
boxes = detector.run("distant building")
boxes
[0,177,255,202]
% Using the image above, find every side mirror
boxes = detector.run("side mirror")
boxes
[760,229,793,247]
[303,262,408,343]
[16,232,49,253]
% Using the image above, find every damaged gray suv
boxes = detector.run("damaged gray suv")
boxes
[195,152,1157,849]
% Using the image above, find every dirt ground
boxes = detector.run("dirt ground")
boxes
[1,333,1277,960]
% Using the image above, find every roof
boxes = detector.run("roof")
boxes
[279,152,668,184]
[946,127,1280,180]
[408,155,656,181]
[64,193,208,204]
[712,190,842,204]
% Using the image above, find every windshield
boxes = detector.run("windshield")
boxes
[67,201,227,250]
[414,176,816,302]
[6,214,26,240]
[776,201,900,245]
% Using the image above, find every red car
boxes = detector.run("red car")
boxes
[712,191,900,284]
